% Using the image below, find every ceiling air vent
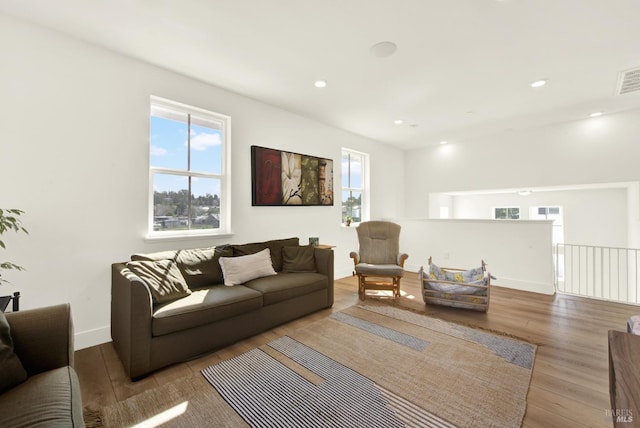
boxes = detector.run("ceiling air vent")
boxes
[617,67,640,95]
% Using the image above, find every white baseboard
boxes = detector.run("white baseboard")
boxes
[75,325,111,350]
[493,277,555,295]
[335,267,354,280]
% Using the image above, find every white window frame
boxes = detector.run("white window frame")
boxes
[341,148,370,225]
[147,96,232,239]
[493,206,520,220]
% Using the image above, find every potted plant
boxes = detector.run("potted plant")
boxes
[344,216,352,227]
[0,209,28,311]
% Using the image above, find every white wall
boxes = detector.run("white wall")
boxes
[404,107,640,296]
[406,109,640,223]
[448,188,628,248]
[399,219,555,295]
[405,109,640,260]
[0,14,404,348]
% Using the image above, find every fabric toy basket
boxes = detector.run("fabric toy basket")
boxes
[418,257,491,312]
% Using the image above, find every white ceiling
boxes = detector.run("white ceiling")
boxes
[2,0,640,149]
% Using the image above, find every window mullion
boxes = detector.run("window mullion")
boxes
[188,176,192,230]
[187,114,192,172]
[348,153,352,188]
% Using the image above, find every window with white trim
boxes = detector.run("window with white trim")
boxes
[341,149,368,224]
[493,207,520,220]
[149,97,231,237]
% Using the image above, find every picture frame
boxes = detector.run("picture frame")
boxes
[251,146,333,206]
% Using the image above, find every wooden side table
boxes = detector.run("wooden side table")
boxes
[608,330,640,426]
[316,244,335,250]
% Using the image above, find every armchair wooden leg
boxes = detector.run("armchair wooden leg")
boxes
[394,277,401,298]
[358,274,366,300]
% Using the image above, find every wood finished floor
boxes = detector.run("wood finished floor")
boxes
[76,273,639,427]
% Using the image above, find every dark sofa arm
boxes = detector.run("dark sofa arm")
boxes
[314,248,334,306]
[6,304,73,376]
[111,262,154,379]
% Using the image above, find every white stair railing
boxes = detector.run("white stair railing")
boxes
[555,244,640,305]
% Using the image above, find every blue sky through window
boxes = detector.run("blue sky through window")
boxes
[150,115,222,197]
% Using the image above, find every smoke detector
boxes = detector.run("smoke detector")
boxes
[616,67,640,95]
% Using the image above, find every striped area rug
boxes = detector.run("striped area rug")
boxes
[202,304,536,427]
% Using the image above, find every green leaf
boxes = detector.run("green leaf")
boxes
[0,262,24,271]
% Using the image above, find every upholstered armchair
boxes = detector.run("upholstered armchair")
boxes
[350,221,408,300]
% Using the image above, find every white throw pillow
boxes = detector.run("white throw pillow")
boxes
[218,248,277,286]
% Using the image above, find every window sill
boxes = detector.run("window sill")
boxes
[145,231,234,244]
[341,223,359,228]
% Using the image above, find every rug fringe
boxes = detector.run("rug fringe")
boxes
[83,407,104,428]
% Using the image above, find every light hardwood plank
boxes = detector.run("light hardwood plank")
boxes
[74,345,117,410]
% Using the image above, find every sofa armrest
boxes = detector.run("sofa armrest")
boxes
[6,303,73,376]
[111,262,154,379]
[314,248,334,306]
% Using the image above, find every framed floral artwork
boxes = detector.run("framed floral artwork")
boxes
[251,146,333,206]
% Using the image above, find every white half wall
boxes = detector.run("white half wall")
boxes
[448,187,628,248]
[398,219,555,295]
[0,14,404,349]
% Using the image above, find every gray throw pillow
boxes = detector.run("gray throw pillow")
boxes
[0,310,27,393]
[126,260,191,304]
[232,237,299,272]
[176,246,232,288]
[282,246,316,273]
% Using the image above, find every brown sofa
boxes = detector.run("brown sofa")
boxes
[0,304,84,427]
[111,237,334,379]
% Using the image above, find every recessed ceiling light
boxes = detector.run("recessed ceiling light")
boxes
[518,190,533,196]
[314,80,327,88]
[590,111,603,117]
[530,79,548,88]
[439,141,448,145]
[370,41,397,58]
[394,119,404,125]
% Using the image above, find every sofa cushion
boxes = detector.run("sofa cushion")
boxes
[127,260,191,304]
[244,272,328,306]
[282,245,316,273]
[0,366,84,427]
[131,249,179,262]
[175,246,233,288]
[0,310,27,394]
[152,285,263,336]
[231,237,299,271]
[131,246,232,289]
[219,248,277,286]
[355,263,404,277]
